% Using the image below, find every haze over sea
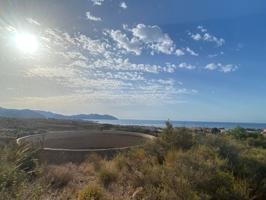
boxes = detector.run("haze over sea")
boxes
[94,119,266,129]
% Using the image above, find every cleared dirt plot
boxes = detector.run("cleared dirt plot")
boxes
[17,130,155,163]
[17,130,154,150]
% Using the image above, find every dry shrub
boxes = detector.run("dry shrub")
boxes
[79,161,96,176]
[98,160,117,187]
[86,153,103,170]
[98,168,117,187]
[113,153,127,170]
[43,164,74,189]
[78,183,103,200]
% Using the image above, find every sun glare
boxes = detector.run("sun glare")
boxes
[15,33,38,54]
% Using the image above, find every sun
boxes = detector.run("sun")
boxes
[15,32,38,54]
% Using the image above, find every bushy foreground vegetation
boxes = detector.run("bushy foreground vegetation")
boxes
[1,124,266,199]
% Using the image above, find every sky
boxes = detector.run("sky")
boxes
[0,0,266,122]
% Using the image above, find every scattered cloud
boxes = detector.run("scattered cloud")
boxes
[24,27,200,105]
[220,64,238,73]
[208,51,224,58]
[164,63,196,71]
[131,24,175,55]
[175,49,185,56]
[178,62,196,70]
[86,11,102,21]
[26,18,41,26]
[75,34,107,54]
[106,29,142,55]
[205,63,217,70]
[106,23,176,55]
[91,0,104,6]
[120,2,128,9]
[205,63,238,73]
[191,33,201,41]
[0,18,239,109]
[197,26,207,33]
[190,26,225,47]
[186,47,199,56]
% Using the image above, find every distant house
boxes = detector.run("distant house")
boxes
[246,129,259,134]
[220,128,227,134]
[262,129,266,135]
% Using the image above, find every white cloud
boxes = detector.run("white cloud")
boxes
[205,63,217,70]
[190,26,225,47]
[178,62,196,70]
[86,11,102,21]
[191,33,201,41]
[208,51,224,58]
[75,34,107,54]
[106,29,142,55]
[1,25,199,108]
[5,25,17,33]
[165,63,196,71]
[220,64,238,73]
[186,47,199,56]
[26,18,41,26]
[202,33,225,47]
[107,24,187,57]
[175,49,185,56]
[120,2,127,9]
[131,24,175,55]
[94,71,144,81]
[197,26,207,33]
[205,63,238,73]
[91,0,104,6]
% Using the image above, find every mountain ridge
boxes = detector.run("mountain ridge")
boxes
[0,107,118,120]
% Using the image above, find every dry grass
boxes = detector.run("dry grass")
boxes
[78,183,103,200]
[43,164,74,189]
[37,160,100,199]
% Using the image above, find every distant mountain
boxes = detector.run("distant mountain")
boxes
[0,108,44,119]
[0,107,118,120]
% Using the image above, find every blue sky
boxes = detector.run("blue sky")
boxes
[0,0,266,122]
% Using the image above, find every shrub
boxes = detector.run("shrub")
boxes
[229,127,247,139]
[232,179,251,200]
[78,183,103,200]
[161,127,195,150]
[14,144,39,174]
[247,137,266,149]
[86,153,103,169]
[143,139,166,164]
[43,164,73,189]
[0,143,41,199]
[207,171,235,199]
[211,128,220,134]
[113,153,127,170]
[98,167,117,187]
[137,176,199,200]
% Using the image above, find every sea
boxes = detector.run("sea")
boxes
[91,119,266,129]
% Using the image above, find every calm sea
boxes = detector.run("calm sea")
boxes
[92,119,266,129]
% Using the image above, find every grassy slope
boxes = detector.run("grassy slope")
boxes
[0,121,266,199]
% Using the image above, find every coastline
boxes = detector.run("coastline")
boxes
[91,119,266,129]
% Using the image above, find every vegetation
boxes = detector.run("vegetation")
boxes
[1,123,266,199]
[98,165,117,187]
[78,184,103,200]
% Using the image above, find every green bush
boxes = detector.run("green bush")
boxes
[161,127,195,150]
[0,143,41,199]
[14,144,39,174]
